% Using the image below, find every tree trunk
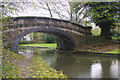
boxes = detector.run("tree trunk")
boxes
[33,32,38,43]
[100,26,112,40]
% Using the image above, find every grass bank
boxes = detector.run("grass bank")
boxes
[20,43,57,50]
[2,49,24,78]
[78,42,119,54]
[2,49,66,78]
[106,48,120,54]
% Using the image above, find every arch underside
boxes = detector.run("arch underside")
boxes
[12,27,76,53]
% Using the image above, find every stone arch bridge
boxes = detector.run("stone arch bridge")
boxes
[3,17,94,53]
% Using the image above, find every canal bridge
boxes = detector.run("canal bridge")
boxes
[3,17,94,53]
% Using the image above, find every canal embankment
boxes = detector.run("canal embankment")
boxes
[72,42,119,57]
[2,49,67,78]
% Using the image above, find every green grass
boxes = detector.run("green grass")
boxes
[106,48,120,54]
[20,43,57,50]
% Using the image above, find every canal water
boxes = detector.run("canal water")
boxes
[18,47,119,78]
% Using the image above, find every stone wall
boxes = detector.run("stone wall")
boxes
[3,17,93,53]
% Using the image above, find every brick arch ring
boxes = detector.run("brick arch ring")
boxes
[12,27,76,53]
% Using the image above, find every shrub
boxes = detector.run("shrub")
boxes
[110,30,119,37]
[42,34,55,43]
[19,41,32,44]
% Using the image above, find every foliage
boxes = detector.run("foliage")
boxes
[2,49,24,78]
[19,41,32,44]
[91,27,101,36]
[29,55,67,78]
[110,29,119,37]
[0,2,23,50]
[33,32,42,43]
[112,36,120,40]
[72,2,120,39]
[42,34,55,43]
[2,49,67,78]
[0,2,21,27]
[0,2,21,17]
[0,2,23,79]
[22,32,56,44]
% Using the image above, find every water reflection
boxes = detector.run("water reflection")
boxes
[118,60,120,79]
[91,63,102,78]
[18,47,119,78]
[110,60,118,78]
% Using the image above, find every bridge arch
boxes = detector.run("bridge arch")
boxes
[3,17,93,53]
[12,27,76,53]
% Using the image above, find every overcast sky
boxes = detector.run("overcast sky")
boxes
[9,1,97,28]
[11,1,70,19]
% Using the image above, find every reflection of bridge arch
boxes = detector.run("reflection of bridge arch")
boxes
[12,27,76,53]
[3,17,93,53]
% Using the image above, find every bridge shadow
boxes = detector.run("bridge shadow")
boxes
[12,27,76,53]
